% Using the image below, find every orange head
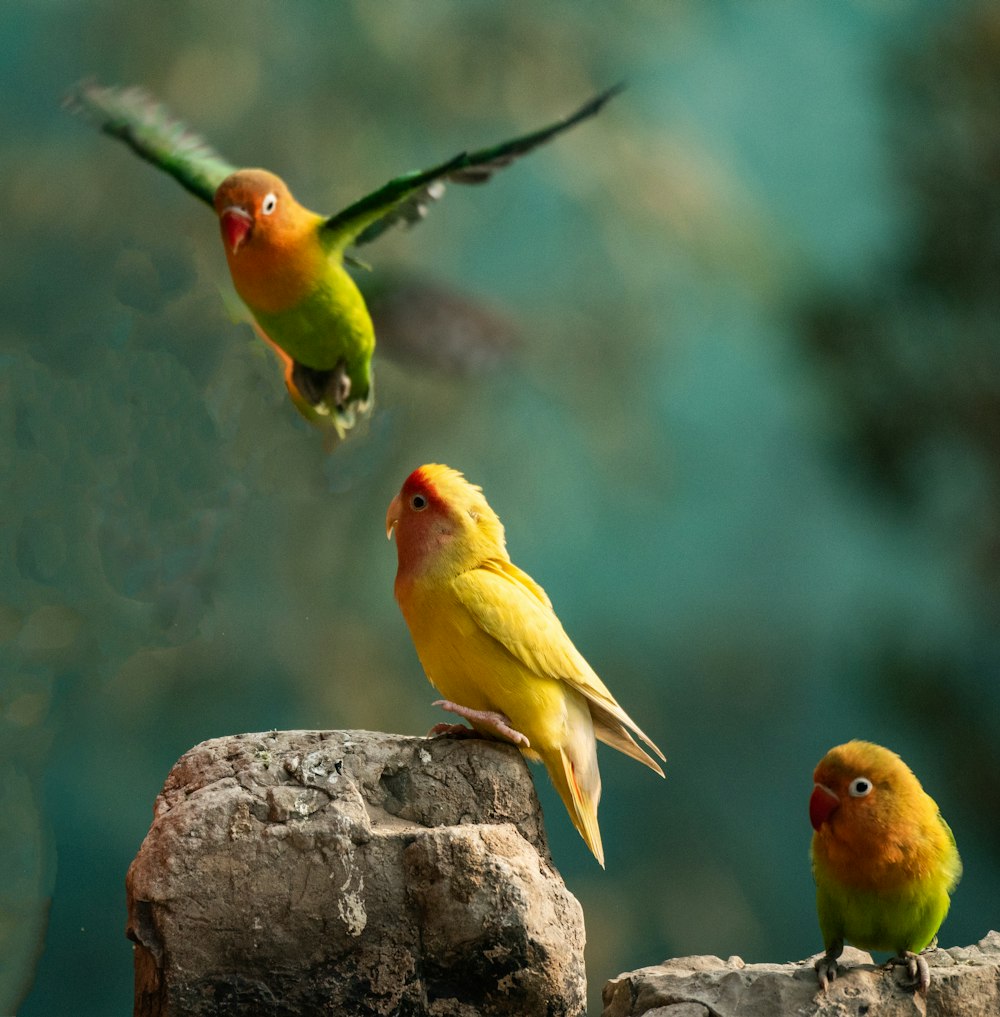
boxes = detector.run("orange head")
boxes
[385,464,506,581]
[212,169,328,313]
[810,739,922,834]
[809,739,961,897]
[213,169,305,255]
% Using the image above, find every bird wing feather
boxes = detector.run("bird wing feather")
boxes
[67,81,236,207]
[452,560,664,770]
[69,80,620,241]
[322,84,623,249]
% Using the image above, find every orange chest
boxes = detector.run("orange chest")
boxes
[813,817,942,893]
[222,220,330,314]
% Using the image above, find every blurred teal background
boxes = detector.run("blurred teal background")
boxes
[3,1,999,1014]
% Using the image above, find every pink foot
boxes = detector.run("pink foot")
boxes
[427,722,478,739]
[430,700,531,749]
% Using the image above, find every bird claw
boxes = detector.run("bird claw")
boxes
[291,359,352,411]
[888,951,931,994]
[814,954,840,992]
[431,700,531,749]
[330,362,351,408]
[427,722,478,739]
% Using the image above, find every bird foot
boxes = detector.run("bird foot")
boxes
[430,700,531,749]
[329,362,351,408]
[814,953,841,992]
[427,722,479,739]
[292,359,352,410]
[887,951,931,994]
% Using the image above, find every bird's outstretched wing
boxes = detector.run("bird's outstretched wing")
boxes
[66,81,237,207]
[323,84,623,249]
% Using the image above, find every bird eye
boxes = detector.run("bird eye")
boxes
[848,777,873,798]
[410,494,428,511]
[261,192,278,215]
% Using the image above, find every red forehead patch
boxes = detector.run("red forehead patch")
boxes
[401,466,447,513]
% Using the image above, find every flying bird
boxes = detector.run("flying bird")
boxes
[809,739,961,993]
[386,463,664,866]
[68,81,621,439]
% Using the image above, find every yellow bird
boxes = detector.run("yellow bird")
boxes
[386,464,664,866]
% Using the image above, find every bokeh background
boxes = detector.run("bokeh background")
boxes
[3,1,999,1013]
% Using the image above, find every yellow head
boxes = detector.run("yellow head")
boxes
[386,464,507,581]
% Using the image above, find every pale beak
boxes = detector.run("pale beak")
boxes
[220,205,253,253]
[385,494,402,540]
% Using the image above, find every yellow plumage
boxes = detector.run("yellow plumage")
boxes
[386,464,664,866]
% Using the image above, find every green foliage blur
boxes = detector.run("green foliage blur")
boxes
[2,2,998,1014]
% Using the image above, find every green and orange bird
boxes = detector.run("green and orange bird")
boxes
[68,82,621,439]
[386,464,664,866]
[809,740,962,993]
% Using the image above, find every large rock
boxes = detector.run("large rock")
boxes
[602,933,1000,1017]
[126,730,586,1017]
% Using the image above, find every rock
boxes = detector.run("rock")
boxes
[602,932,1000,1016]
[126,730,586,1017]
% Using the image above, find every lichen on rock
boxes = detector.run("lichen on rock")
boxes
[127,729,586,1017]
[602,933,1000,1017]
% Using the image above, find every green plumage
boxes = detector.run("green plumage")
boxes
[69,79,621,255]
[253,271,375,398]
[325,83,625,248]
[67,82,233,206]
[68,79,621,437]
[809,740,962,994]
[814,843,956,956]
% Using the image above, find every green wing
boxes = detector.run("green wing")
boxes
[323,83,624,249]
[66,81,236,207]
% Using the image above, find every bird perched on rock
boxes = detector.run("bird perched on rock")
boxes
[68,81,621,439]
[386,463,664,866]
[809,739,961,993]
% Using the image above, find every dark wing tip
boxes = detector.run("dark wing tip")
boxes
[328,84,624,249]
[563,81,626,125]
[592,81,627,110]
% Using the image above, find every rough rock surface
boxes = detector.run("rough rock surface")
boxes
[126,729,586,1017]
[602,933,1000,1017]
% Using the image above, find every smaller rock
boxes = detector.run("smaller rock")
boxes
[602,934,1000,1017]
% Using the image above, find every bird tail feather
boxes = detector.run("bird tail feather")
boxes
[592,713,665,777]
[549,745,604,868]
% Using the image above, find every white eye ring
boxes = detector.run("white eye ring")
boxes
[261,192,278,215]
[848,777,873,798]
[410,493,428,511]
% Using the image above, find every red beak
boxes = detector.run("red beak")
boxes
[810,784,839,830]
[221,206,253,253]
